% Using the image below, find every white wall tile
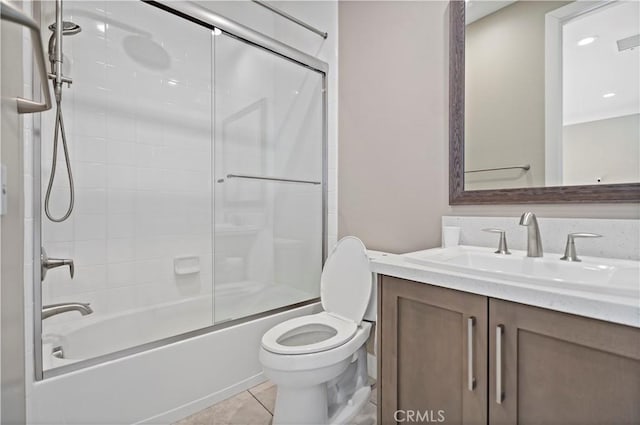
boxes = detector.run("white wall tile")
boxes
[73,214,107,241]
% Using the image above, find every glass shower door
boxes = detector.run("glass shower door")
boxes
[213,33,324,323]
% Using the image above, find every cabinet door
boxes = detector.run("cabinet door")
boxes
[380,276,488,425]
[489,299,640,425]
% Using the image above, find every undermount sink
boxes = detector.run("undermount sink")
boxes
[403,246,640,298]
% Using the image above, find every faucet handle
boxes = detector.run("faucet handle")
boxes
[560,233,602,262]
[41,247,74,281]
[482,228,511,255]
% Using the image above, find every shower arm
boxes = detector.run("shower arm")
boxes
[47,0,77,99]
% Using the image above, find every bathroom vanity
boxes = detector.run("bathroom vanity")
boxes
[370,248,640,425]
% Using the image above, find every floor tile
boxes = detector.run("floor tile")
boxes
[349,402,377,425]
[174,391,272,425]
[249,381,277,415]
[176,380,378,425]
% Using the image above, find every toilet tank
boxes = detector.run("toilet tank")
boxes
[363,249,386,322]
[362,249,389,323]
[362,271,377,322]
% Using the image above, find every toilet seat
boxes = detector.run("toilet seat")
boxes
[261,312,357,355]
[261,237,372,356]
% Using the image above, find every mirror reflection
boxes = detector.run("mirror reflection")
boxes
[464,0,640,191]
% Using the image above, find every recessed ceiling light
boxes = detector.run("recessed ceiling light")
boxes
[602,92,616,98]
[577,36,598,46]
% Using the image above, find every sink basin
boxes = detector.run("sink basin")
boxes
[403,246,640,298]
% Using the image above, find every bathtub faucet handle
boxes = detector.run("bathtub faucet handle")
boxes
[41,247,74,281]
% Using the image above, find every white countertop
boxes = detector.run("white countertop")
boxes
[368,249,640,328]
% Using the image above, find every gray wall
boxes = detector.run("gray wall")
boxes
[338,1,640,254]
[338,1,449,253]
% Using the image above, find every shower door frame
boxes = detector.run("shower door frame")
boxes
[32,0,329,381]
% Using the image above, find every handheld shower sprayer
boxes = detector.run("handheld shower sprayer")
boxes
[44,0,81,222]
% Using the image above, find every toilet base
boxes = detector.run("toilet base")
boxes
[272,384,372,425]
[273,384,329,425]
[270,346,371,425]
[330,385,371,424]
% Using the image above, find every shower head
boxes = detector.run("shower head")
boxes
[47,21,81,67]
[48,21,82,36]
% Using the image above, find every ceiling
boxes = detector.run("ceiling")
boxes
[465,1,517,25]
[563,1,640,125]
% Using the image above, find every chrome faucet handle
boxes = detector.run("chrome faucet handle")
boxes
[560,233,602,262]
[482,228,511,255]
[41,247,74,281]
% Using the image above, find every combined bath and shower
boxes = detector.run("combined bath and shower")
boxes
[44,0,81,222]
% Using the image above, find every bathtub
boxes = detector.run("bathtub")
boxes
[42,283,314,369]
[32,298,320,424]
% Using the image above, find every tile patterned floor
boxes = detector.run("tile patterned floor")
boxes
[175,380,377,425]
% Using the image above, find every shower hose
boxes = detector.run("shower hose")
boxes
[44,98,74,222]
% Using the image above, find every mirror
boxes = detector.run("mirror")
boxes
[449,0,640,204]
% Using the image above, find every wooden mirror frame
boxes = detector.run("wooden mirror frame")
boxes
[449,0,640,205]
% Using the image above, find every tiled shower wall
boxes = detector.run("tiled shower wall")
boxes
[39,1,215,326]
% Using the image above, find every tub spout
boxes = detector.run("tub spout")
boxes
[42,302,93,320]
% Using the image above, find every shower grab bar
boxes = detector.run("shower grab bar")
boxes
[465,164,530,174]
[226,174,321,185]
[0,0,52,114]
[251,0,328,39]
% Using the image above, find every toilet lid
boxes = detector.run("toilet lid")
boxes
[321,237,371,325]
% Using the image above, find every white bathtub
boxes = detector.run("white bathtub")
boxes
[32,300,320,424]
[42,283,314,369]
[42,295,215,369]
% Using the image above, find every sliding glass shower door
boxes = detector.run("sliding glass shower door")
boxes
[213,33,324,323]
[37,0,326,375]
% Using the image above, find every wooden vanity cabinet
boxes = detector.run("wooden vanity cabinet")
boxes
[379,276,488,425]
[379,276,640,425]
[489,298,640,425]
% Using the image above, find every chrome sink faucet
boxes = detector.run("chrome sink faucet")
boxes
[519,212,543,257]
[42,302,93,320]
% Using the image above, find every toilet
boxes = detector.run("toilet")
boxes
[259,237,375,425]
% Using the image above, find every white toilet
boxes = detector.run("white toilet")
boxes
[259,237,375,425]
